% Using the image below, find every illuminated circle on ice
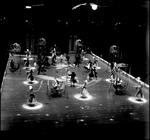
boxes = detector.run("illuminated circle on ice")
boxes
[22,102,43,110]
[128,97,147,104]
[61,76,71,81]
[76,78,102,89]
[74,93,93,101]
[23,80,39,85]
[23,66,31,69]
[35,75,63,81]
[83,57,89,61]
[29,67,36,70]
[105,78,112,83]
[95,66,101,69]
[23,57,33,60]
[55,64,68,69]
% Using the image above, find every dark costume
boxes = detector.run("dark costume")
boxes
[70,72,78,87]
[135,84,144,99]
[27,69,34,82]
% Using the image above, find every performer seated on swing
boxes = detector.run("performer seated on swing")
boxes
[52,77,61,90]
[27,69,34,83]
[26,81,43,106]
[113,76,124,93]
[51,78,64,96]
[70,72,78,87]
[81,80,89,98]
[135,82,144,100]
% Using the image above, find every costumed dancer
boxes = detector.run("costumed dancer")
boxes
[70,72,78,87]
[113,76,123,93]
[43,56,50,66]
[24,57,30,68]
[9,59,15,70]
[84,60,92,71]
[66,54,70,65]
[51,53,56,66]
[25,49,31,58]
[27,69,34,83]
[135,82,144,100]
[92,65,98,80]
[59,54,64,64]
[66,66,71,78]
[81,80,89,98]
[26,80,43,105]
[93,57,98,66]
[74,54,80,68]
[110,70,116,83]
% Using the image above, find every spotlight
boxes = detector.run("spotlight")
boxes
[90,3,98,10]
[25,6,32,9]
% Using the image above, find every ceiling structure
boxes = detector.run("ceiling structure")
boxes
[0,0,149,46]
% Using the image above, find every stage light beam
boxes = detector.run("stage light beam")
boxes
[90,3,98,10]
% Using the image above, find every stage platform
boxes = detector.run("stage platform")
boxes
[1,53,149,139]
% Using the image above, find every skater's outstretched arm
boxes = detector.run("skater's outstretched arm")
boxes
[34,80,43,93]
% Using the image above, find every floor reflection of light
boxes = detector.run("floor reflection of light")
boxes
[23,57,33,60]
[22,102,43,110]
[105,78,112,83]
[23,66,31,69]
[23,80,39,85]
[61,76,70,81]
[74,93,93,101]
[95,66,101,69]
[128,97,147,104]
[35,75,63,81]
[29,67,36,70]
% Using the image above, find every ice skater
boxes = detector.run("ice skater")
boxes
[70,72,78,87]
[81,80,89,98]
[26,80,43,106]
[135,82,144,100]
[27,69,34,83]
